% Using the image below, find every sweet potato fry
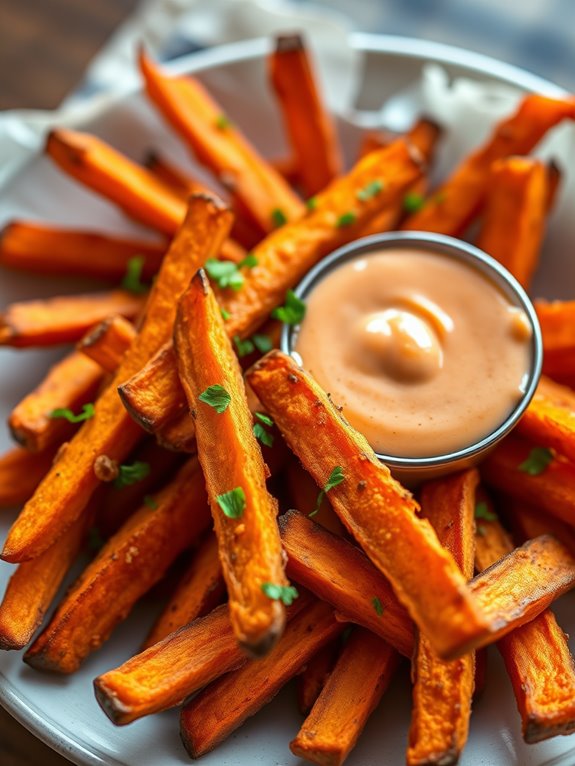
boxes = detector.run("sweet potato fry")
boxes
[180,600,343,758]
[291,629,400,766]
[0,512,90,650]
[174,271,288,654]
[0,290,144,348]
[278,509,414,658]
[8,351,103,451]
[24,458,210,673]
[94,593,310,725]
[118,137,424,431]
[407,470,477,766]
[0,220,166,281]
[476,157,551,288]
[481,434,575,525]
[518,375,575,463]
[143,532,224,649]
[154,412,197,453]
[535,299,575,385]
[474,513,575,743]
[247,351,489,659]
[78,315,136,373]
[1,194,232,564]
[0,445,58,510]
[139,49,305,235]
[402,93,575,235]
[269,33,342,196]
[144,151,210,198]
[504,497,575,557]
[297,638,341,716]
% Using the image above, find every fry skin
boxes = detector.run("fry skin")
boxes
[173,271,288,654]
[518,375,575,463]
[297,638,341,716]
[0,445,58,510]
[0,290,144,348]
[24,458,210,673]
[2,194,232,564]
[78,315,136,373]
[0,220,166,281]
[535,299,575,386]
[291,629,400,766]
[247,351,489,659]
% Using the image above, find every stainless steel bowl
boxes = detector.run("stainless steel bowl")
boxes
[281,232,543,485]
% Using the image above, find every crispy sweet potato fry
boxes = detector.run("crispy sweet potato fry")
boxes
[24,458,210,673]
[518,375,575,463]
[139,49,305,235]
[481,434,575,525]
[402,93,575,235]
[94,593,310,725]
[407,470,477,766]
[180,600,343,757]
[0,220,166,281]
[297,638,341,716]
[476,157,551,288]
[174,271,288,654]
[119,138,424,431]
[474,513,575,743]
[535,299,575,385]
[279,509,414,658]
[247,351,489,659]
[0,290,144,348]
[78,315,136,373]
[154,412,197,453]
[504,497,575,557]
[1,194,232,564]
[291,629,400,766]
[0,445,58,510]
[0,512,90,650]
[9,351,103,451]
[269,33,342,196]
[143,532,224,649]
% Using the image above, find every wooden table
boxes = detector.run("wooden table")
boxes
[0,3,139,762]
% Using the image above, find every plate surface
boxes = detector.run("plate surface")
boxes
[1,33,575,766]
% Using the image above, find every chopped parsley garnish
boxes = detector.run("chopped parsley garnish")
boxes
[114,461,150,489]
[204,259,244,291]
[221,308,231,320]
[50,403,95,423]
[199,384,231,413]
[336,211,357,228]
[215,114,231,130]
[234,335,255,358]
[254,412,274,427]
[271,208,287,227]
[310,466,345,517]
[217,487,246,519]
[239,252,258,269]
[306,196,318,211]
[261,583,299,605]
[253,413,274,447]
[474,501,497,521]
[519,447,554,476]
[122,256,148,295]
[272,289,306,325]
[372,596,384,616]
[144,495,158,510]
[357,179,384,201]
[252,334,273,353]
[403,192,425,213]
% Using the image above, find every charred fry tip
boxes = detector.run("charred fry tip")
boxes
[93,679,132,726]
[186,191,229,212]
[193,268,210,295]
[116,386,156,433]
[78,316,114,349]
[246,348,289,376]
[239,616,286,658]
[275,33,305,53]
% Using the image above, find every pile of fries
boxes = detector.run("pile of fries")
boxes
[2,32,575,765]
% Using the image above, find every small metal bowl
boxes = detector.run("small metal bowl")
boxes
[281,231,543,486]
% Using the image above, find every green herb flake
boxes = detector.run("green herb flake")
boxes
[311,466,345,517]
[217,487,246,519]
[239,252,258,269]
[255,412,274,427]
[261,582,299,605]
[114,461,151,490]
[221,308,231,321]
[476,524,487,537]
[233,335,255,358]
[215,114,231,130]
[271,208,287,227]
[199,384,231,413]
[475,501,497,521]
[372,596,384,617]
[204,259,244,291]
[272,289,306,325]
[50,403,95,424]
[403,192,426,213]
[144,495,158,510]
[336,211,357,228]
[357,179,384,202]
[253,422,274,447]
[122,256,148,295]
[253,334,273,354]
[519,447,554,476]
[306,196,318,211]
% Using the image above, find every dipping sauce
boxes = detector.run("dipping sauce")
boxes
[294,248,533,458]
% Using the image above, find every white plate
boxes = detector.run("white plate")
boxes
[1,33,575,766]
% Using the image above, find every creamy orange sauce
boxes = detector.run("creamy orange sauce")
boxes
[294,249,532,457]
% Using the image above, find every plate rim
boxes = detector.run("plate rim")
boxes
[0,31,569,766]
